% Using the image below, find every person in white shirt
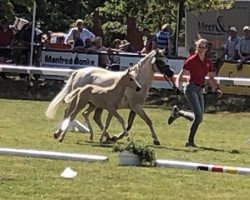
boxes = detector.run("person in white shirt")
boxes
[65,19,95,46]
[235,25,250,70]
[221,26,240,60]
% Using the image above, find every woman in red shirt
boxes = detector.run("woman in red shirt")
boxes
[168,38,222,147]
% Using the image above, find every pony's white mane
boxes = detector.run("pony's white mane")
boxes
[107,70,128,90]
[130,50,156,74]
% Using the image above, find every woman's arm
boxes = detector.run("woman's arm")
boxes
[176,69,189,88]
[208,71,222,97]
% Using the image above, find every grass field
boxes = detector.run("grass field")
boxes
[0,99,250,200]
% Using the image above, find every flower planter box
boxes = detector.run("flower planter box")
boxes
[118,150,140,166]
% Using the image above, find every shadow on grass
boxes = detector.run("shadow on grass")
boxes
[151,145,241,154]
[148,145,198,153]
[76,140,115,148]
[77,140,241,154]
[196,146,240,154]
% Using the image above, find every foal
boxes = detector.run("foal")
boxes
[54,69,141,143]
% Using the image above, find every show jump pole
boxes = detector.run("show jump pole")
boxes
[0,148,108,162]
[156,159,250,175]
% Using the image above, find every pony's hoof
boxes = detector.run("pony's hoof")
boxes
[153,140,161,146]
[102,139,115,145]
[54,130,60,139]
[110,135,118,141]
[59,139,63,143]
[89,135,93,141]
[54,133,59,139]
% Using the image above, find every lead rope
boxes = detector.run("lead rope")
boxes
[163,75,181,94]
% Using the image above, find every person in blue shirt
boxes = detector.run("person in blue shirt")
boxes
[72,29,84,50]
[155,23,173,56]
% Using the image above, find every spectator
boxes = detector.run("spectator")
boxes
[139,28,157,54]
[84,38,93,49]
[43,31,52,48]
[65,19,95,46]
[87,36,110,68]
[220,26,240,60]
[236,25,250,70]
[119,39,135,52]
[167,38,222,148]
[71,29,84,50]
[155,23,173,56]
[113,39,121,50]
[0,18,15,63]
[109,39,122,64]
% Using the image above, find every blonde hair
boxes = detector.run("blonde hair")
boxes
[75,19,83,26]
[195,38,208,47]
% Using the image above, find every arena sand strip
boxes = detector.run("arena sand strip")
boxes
[156,159,250,175]
[0,147,108,162]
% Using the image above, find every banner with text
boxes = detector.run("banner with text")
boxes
[41,51,98,68]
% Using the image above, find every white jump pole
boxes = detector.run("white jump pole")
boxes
[156,159,250,175]
[0,147,108,162]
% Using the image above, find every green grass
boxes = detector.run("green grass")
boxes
[0,99,250,200]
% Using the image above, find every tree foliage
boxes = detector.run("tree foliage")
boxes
[1,0,234,30]
[0,0,234,46]
[184,0,234,12]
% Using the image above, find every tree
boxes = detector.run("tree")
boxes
[0,0,234,49]
[0,0,33,20]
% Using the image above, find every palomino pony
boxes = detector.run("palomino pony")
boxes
[46,49,172,145]
[54,69,141,143]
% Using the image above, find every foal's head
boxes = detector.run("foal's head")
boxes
[120,69,141,92]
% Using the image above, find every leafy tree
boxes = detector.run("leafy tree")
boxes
[0,0,234,49]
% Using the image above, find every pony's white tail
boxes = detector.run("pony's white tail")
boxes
[45,72,77,119]
[64,88,81,104]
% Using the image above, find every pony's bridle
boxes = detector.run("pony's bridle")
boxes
[154,58,181,94]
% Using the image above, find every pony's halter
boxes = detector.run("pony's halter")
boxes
[154,57,181,94]
[155,59,174,78]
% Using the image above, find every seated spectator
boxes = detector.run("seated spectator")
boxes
[155,23,173,56]
[139,28,157,54]
[0,17,15,63]
[43,31,52,48]
[119,39,135,52]
[109,39,122,52]
[65,19,95,46]
[113,39,121,49]
[84,37,93,49]
[71,29,84,50]
[87,36,110,68]
[108,39,122,64]
[220,26,240,60]
[235,26,250,70]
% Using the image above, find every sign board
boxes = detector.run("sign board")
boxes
[40,50,185,89]
[217,61,250,95]
[185,1,250,57]
[41,50,99,68]
[120,55,142,70]
[119,53,184,74]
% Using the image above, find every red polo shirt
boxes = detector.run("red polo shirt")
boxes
[183,53,213,85]
[0,27,15,46]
